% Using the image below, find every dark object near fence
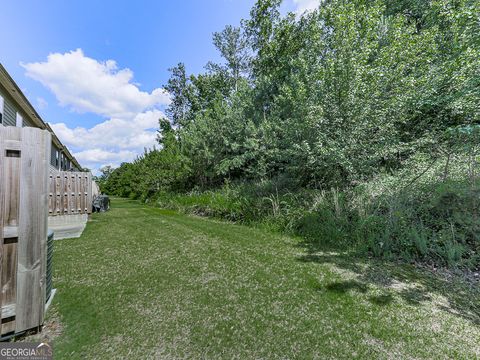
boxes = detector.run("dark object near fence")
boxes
[93,195,110,213]
[46,230,54,302]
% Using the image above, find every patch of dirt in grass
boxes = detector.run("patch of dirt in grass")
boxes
[16,306,63,344]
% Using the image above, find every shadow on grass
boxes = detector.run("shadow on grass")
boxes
[297,243,480,325]
[325,280,368,294]
[369,293,395,306]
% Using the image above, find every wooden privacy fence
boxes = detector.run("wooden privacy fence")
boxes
[49,171,92,216]
[0,126,50,336]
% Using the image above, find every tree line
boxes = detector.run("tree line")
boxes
[101,0,480,269]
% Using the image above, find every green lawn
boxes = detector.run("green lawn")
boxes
[48,198,479,359]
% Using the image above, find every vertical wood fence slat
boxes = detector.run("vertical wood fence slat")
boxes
[0,126,52,336]
[63,174,68,215]
[86,173,92,213]
[1,126,22,335]
[48,171,92,216]
[1,240,17,334]
[39,131,50,330]
[48,174,54,216]
[73,174,78,213]
[55,174,61,215]
[15,127,50,332]
[67,174,72,215]
[2,132,21,335]
[80,174,85,213]
[0,126,4,334]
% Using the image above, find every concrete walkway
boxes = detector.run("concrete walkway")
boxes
[48,214,88,240]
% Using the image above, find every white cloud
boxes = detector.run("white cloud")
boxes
[73,149,138,176]
[74,148,138,170]
[50,109,163,169]
[23,50,169,171]
[22,49,170,119]
[293,0,321,15]
[50,110,162,150]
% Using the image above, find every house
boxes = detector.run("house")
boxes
[0,63,95,236]
[0,63,95,339]
[0,63,82,172]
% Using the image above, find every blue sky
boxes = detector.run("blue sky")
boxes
[0,0,319,173]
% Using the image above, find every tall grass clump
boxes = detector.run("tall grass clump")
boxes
[152,154,480,270]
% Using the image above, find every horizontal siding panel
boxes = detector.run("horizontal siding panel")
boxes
[22,116,35,127]
[3,98,16,126]
[50,145,60,169]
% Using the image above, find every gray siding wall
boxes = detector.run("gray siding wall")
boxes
[3,97,16,126]
[51,144,60,169]
[22,115,34,127]
[0,84,80,170]
[0,86,35,127]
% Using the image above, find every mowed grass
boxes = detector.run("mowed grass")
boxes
[50,198,479,359]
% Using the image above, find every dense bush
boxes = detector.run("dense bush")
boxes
[151,169,480,269]
[101,0,480,270]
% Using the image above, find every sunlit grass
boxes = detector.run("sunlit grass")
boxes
[49,198,479,359]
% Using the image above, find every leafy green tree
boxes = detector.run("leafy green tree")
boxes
[165,63,193,127]
[212,25,250,91]
[104,0,479,211]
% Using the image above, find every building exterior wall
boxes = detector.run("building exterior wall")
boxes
[3,97,16,126]
[51,143,60,170]
[0,85,34,128]
[22,114,35,127]
[0,67,82,171]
